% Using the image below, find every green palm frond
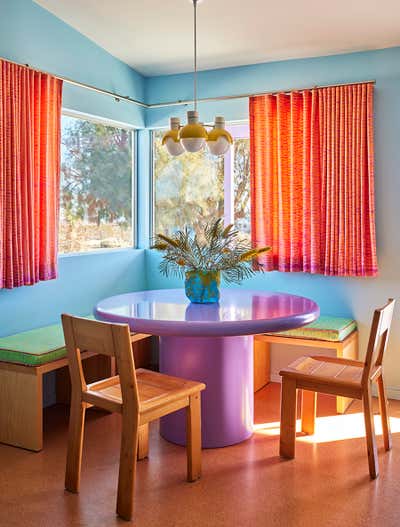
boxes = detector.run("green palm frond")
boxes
[157,234,180,248]
[221,223,234,238]
[152,219,271,285]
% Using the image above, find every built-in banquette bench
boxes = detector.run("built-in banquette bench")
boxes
[254,316,358,413]
[0,319,151,451]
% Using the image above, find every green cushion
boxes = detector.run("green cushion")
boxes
[0,315,93,367]
[268,316,357,342]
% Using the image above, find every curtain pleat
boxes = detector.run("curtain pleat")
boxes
[0,60,62,289]
[250,83,377,277]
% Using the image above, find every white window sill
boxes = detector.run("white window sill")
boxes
[58,247,140,258]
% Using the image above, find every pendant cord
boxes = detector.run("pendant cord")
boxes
[193,0,197,112]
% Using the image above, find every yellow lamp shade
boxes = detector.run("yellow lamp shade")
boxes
[179,111,208,152]
[207,116,233,156]
[162,118,185,156]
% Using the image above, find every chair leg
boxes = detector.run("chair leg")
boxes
[186,393,202,482]
[280,377,297,459]
[377,374,392,451]
[137,424,149,460]
[362,384,379,479]
[116,413,139,521]
[301,390,317,435]
[65,397,86,493]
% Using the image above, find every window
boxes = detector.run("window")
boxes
[59,113,135,254]
[152,124,250,240]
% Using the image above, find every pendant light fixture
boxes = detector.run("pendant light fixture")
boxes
[162,0,233,157]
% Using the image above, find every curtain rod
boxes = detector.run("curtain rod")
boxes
[1,57,375,110]
[151,79,376,108]
[2,57,148,108]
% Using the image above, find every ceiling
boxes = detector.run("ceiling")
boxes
[35,0,400,77]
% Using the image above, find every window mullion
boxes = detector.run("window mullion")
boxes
[223,144,235,226]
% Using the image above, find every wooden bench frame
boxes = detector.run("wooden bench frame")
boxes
[254,330,359,413]
[0,333,150,452]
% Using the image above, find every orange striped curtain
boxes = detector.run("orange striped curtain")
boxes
[0,60,63,289]
[250,83,377,276]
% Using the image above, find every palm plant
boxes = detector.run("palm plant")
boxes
[151,219,270,285]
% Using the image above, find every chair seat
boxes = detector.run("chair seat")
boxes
[280,356,364,388]
[0,315,148,367]
[0,322,70,366]
[268,315,357,342]
[88,368,205,414]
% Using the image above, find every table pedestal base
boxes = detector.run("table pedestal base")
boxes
[159,335,254,448]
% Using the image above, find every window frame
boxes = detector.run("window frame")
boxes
[150,121,249,240]
[59,109,138,257]
[224,123,250,226]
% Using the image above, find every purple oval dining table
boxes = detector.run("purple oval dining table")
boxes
[95,288,319,448]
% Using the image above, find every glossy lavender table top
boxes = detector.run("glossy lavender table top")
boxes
[95,289,319,337]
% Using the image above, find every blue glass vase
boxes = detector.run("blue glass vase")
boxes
[184,270,220,304]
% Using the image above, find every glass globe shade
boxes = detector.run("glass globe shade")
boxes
[164,137,185,156]
[207,136,231,156]
[180,137,206,152]
[207,116,233,156]
[162,117,185,156]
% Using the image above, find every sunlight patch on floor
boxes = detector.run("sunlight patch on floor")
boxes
[253,414,400,443]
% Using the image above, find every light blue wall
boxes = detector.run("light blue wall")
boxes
[145,47,400,392]
[145,47,400,127]
[0,0,148,338]
[0,250,146,335]
[0,0,145,125]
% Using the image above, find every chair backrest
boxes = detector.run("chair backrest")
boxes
[362,299,396,385]
[61,314,139,413]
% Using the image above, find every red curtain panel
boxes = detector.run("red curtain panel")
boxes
[250,83,377,277]
[0,60,62,289]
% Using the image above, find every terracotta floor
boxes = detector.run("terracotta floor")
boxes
[1,383,400,527]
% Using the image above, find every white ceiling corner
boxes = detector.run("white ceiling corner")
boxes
[35,0,400,76]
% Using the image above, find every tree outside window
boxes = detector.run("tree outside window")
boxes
[59,114,134,254]
[152,124,250,240]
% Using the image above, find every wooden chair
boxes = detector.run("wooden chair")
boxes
[61,314,205,521]
[279,299,396,479]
